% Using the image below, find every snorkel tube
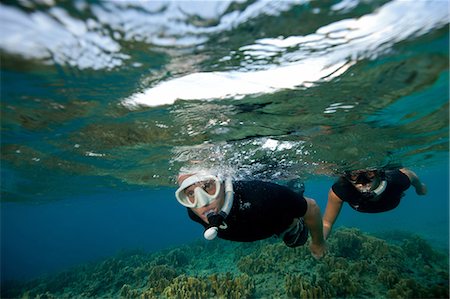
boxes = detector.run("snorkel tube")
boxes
[371,179,387,196]
[361,172,388,200]
[204,178,234,240]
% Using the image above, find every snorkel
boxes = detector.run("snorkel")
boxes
[359,179,387,200]
[370,179,387,196]
[204,178,234,240]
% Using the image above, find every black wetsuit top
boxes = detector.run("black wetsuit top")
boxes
[187,180,307,242]
[332,169,411,213]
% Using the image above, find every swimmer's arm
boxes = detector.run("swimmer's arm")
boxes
[322,189,344,240]
[399,168,427,195]
[303,197,326,259]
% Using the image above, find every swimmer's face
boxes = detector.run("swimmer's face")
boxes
[345,170,379,192]
[177,174,225,223]
[191,195,224,224]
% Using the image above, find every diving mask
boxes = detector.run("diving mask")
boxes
[175,174,221,208]
[345,170,379,185]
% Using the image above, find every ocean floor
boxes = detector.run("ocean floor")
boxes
[2,227,449,298]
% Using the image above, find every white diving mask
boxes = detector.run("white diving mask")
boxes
[175,174,221,208]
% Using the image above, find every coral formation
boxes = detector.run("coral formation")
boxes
[147,264,179,294]
[161,273,254,299]
[285,274,331,299]
[2,228,448,299]
[332,228,364,259]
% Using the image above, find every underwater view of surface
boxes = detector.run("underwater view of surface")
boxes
[1,0,449,298]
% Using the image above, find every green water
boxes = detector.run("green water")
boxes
[1,1,448,199]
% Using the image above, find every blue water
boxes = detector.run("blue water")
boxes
[1,188,199,282]
[0,0,449,290]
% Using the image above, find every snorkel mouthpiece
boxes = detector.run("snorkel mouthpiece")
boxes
[203,178,234,241]
[204,211,225,240]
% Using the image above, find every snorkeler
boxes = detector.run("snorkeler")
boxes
[175,172,326,259]
[322,168,427,239]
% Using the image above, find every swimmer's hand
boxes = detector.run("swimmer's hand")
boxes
[310,241,327,260]
[416,183,427,196]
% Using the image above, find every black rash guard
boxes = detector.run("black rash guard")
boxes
[187,180,307,242]
[332,169,411,213]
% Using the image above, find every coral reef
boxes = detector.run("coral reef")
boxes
[331,228,364,259]
[147,264,179,294]
[160,273,254,299]
[2,228,448,299]
[285,274,331,299]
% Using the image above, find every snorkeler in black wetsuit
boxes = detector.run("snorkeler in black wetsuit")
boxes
[175,172,326,259]
[188,180,306,242]
[322,168,427,240]
[332,169,410,213]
